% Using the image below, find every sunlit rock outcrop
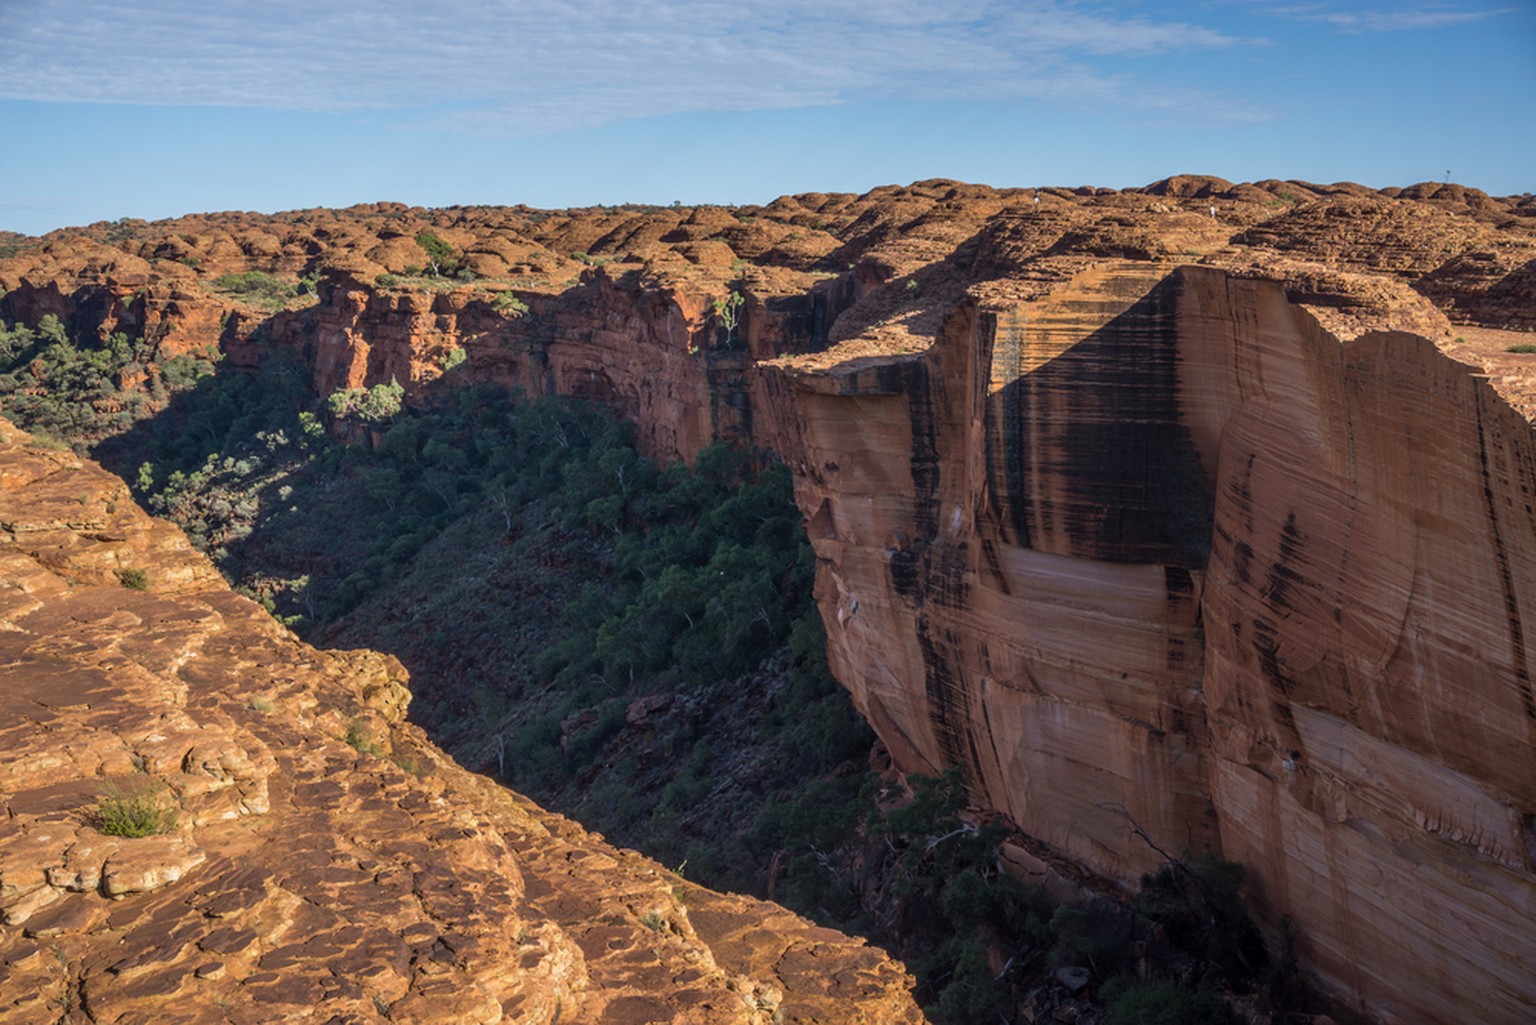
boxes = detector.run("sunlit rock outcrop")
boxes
[0,419,923,1025]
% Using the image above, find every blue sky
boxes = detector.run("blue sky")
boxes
[1,0,1531,235]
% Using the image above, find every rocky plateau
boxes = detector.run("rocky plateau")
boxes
[3,174,1536,1024]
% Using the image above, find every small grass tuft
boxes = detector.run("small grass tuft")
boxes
[117,567,149,591]
[389,745,429,777]
[94,781,177,837]
[25,432,71,452]
[342,716,386,758]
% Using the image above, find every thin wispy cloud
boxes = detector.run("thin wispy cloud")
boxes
[1262,3,1511,31]
[0,0,1262,132]
[0,197,79,211]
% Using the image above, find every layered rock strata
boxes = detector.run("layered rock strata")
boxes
[0,420,923,1025]
[777,261,1536,1025]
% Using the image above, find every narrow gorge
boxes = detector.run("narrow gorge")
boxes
[3,176,1535,1024]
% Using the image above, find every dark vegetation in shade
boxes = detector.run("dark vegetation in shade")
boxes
[786,765,1314,1024]
[4,313,876,902]
[0,313,1327,1025]
[0,314,216,446]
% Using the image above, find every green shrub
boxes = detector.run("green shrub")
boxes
[0,318,165,445]
[1135,855,1268,981]
[117,567,149,591]
[868,767,1058,1020]
[328,379,404,423]
[26,432,71,451]
[94,781,177,837]
[493,292,529,316]
[341,717,386,758]
[1102,982,1241,1025]
[712,290,744,347]
[207,271,297,311]
[160,354,216,390]
[1049,903,1130,975]
[415,231,471,279]
[210,271,280,294]
[1507,343,1536,354]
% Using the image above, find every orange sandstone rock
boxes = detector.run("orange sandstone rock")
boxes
[772,262,1536,1025]
[0,420,923,1025]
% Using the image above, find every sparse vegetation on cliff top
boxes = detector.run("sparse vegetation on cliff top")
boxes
[208,270,319,311]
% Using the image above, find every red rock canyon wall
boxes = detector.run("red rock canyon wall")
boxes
[777,262,1536,1024]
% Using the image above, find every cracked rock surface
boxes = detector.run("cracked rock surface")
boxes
[0,420,923,1025]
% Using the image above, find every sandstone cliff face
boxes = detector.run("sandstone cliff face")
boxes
[6,179,1536,1024]
[776,261,1536,1025]
[0,421,923,1025]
